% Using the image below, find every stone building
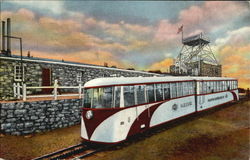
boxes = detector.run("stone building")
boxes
[0,53,159,101]
[170,60,222,77]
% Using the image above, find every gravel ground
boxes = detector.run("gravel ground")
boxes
[0,99,249,160]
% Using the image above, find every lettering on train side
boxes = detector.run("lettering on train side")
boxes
[180,102,192,108]
[207,94,227,102]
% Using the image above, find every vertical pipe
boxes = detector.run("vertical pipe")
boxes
[7,18,11,55]
[1,21,5,52]
[20,38,23,82]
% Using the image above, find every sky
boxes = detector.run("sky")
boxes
[0,1,249,88]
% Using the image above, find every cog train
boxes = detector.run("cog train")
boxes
[81,76,238,144]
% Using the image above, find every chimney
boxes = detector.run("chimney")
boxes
[1,21,6,53]
[6,18,11,56]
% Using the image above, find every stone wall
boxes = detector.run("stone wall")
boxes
[0,98,81,135]
[0,56,158,100]
[169,61,222,77]
[200,62,222,77]
[0,59,43,100]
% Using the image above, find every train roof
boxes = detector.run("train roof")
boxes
[84,76,237,88]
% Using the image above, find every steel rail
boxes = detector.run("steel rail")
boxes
[32,143,85,160]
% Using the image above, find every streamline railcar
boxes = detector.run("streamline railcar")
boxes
[81,77,238,144]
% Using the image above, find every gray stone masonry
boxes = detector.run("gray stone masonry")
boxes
[0,98,81,135]
[0,56,159,100]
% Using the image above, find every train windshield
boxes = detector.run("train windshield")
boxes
[83,87,115,109]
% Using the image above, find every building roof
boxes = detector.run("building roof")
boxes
[0,54,161,76]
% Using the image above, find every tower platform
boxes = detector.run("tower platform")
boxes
[182,34,210,46]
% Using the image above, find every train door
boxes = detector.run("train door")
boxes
[144,85,150,118]
[198,81,205,109]
[135,85,149,120]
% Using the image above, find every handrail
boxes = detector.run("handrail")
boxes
[13,82,83,101]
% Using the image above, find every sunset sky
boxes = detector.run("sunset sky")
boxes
[0,1,249,88]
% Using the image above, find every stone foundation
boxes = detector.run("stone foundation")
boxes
[0,99,81,135]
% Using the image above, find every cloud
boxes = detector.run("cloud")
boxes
[214,27,250,88]
[7,1,65,15]
[12,49,126,69]
[154,1,249,42]
[147,58,174,72]
[2,9,129,54]
[2,2,249,89]
[39,17,82,33]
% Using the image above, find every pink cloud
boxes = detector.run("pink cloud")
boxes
[154,20,180,42]
[39,17,82,33]
[154,1,248,42]
[17,8,35,20]
[124,23,152,34]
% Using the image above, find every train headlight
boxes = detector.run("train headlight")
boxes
[86,110,93,119]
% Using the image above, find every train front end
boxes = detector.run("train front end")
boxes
[81,80,125,144]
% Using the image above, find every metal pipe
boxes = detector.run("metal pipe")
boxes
[7,18,11,55]
[1,21,5,52]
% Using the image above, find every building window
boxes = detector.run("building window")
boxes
[14,65,24,81]
[77,72,82,83]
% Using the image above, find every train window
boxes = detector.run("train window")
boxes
[224,81,227,91]
[199,82,203,94]
[171,83,177,98]
[135,85,146,105]
[177,83,183,97]
[216,81,220,92]
[182,82,187,96]
[189,82,194,95]
[114,86,121,108]
[225,81,228,91]
[226,81,230,90]
[92,87,113,109]
[233,81,236,89]
[163,83,170,99]
[186,82,192,95]
[220,81,223,91]
[83,88,92,108]
[214,81,217,92]
[222,81,225,91]
[124,86,135,107]
[155,84,163,101]
[147,84,155,103]
[203,82,207,94]
[207,81,212,93]
[217,81,220,91]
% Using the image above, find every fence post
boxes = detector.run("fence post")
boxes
[17,83,20,99]
[79,84,82,98]
[23,83,27,101]
[13,83,16,97]
[54,80,58,100]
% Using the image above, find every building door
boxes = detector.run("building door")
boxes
[42,68,52,94]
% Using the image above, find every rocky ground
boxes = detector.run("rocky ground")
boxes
[0,99,249,160]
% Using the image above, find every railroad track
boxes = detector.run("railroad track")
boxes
[33,100,245,160]
[32,142,111,160]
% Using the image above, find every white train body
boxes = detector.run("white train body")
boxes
[81,77,238,144]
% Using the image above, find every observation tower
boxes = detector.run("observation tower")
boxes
[170,33,221,77]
